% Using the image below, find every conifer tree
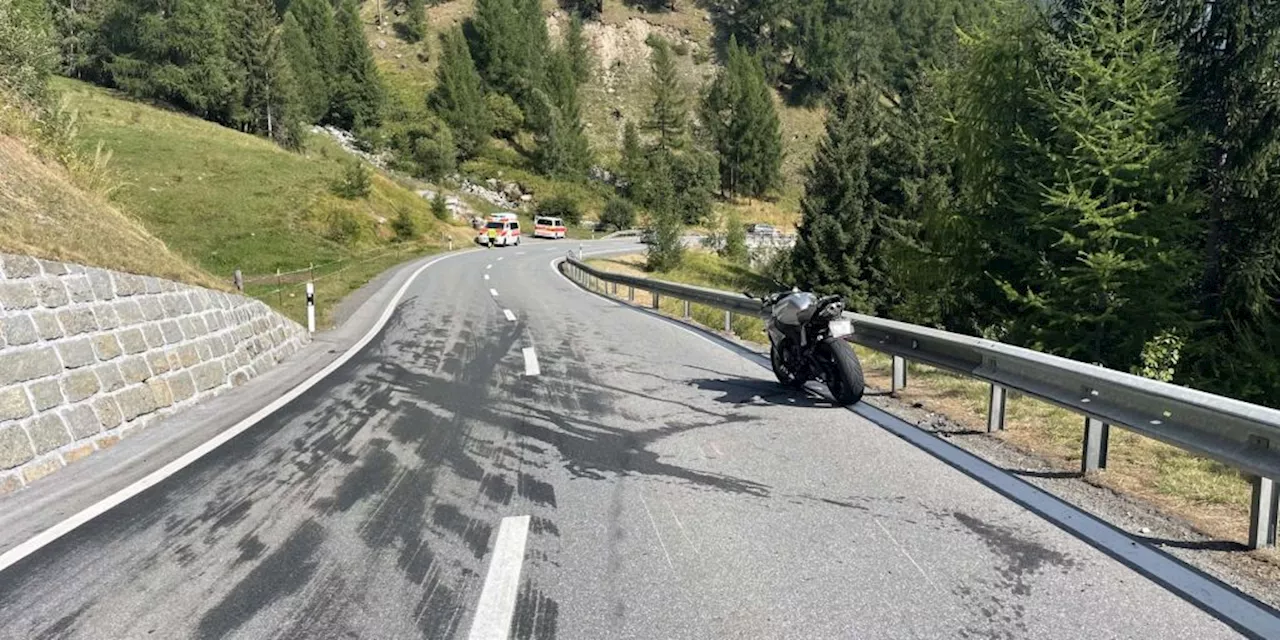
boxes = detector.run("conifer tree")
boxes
[643,37,686,150]
[330,0,384,129]
[702,35,782,197]
[227,0,303,146]
[565,14,591,83]
[790,83,884,313]
[281,11,327,121]
[401,0,425,43]
[432,27,490,157]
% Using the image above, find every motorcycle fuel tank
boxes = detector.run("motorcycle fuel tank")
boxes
[772,291,817,326]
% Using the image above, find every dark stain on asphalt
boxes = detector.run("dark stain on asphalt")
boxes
[952,511,1075,594]
[235,534,265,565]
[819,497,871,511]
[518,472,558,507]
[950,511,1077,639]
[513,581,560,640]
[332,447,399,512]
[208,499,253,533]
[32,602,89,640]
[531,516,561,537]
[432,504,494,559]
[481,473,516,504]
[197,520,326,640]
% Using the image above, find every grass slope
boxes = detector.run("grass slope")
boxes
[0,134,219,288]
[57,78,468,277]
[54,78,473,326]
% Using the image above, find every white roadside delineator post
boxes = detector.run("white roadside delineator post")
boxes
[306,282,316,333]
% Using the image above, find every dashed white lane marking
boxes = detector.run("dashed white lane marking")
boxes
[497,257,504,261]
[522,348,540,376]
[490,288,499,297]
[486,264,493,270]
[466,515,532,640]
[484,274,490,281]
[503,309,516,322]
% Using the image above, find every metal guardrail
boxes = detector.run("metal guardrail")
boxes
[561,256,1280,549]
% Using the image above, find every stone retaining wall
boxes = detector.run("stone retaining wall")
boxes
[0,253,310,492]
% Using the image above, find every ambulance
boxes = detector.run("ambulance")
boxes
[477,213,522,247]
[533,216,567,240]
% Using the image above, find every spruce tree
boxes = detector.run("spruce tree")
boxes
[643,37,686,150]
[472,0,546,109]
[288,0,338,110]
[565,14,591,83]
[702,35,782,197]
[227,0,303,146]
[721,208,748,264]
[790,83,882,313]
[432,27,490,158]
[619,120,646,196]
[1161,0,1280,402]
[1004,0,1198,368]
[330,0,384,129]
[529,47,591,178]
[644,151,685,271]
[100,0,236,121]
[401,0,426,43]
[281,11,327,122]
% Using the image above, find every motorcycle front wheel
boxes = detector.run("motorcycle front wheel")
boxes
[770,341,805,389]
[820,337,865,406]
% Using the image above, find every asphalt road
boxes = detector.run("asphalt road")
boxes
[0,240,1261,639]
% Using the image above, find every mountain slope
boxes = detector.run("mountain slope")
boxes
[0,134,220,288]
[56,78,469,280]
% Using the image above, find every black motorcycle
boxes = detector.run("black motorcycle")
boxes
[746,289,865,406]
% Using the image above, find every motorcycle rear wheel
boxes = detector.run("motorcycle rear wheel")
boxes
[770,342,805,388]
[821,338,865,406]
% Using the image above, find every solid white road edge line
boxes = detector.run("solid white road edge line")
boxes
[0,249,477,575]
[466,515,532,640]
[522,348,540,376]
[490,288,499,297]
[503,309,516,322]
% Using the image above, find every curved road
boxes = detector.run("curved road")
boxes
[0,240,1258,638]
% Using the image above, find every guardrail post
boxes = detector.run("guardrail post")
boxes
[611,282,617,296]
[628,286,635,302]
[987,384,1007,432]
[652,292,660,309]
[683,300,691,319]
[1081,417,1110,473]
[724,310,732,333]
[1249,475,1279,549]
[892,356,907,392]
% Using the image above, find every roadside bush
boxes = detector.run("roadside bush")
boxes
[673,42,690,57]
[536,194,582,226]
[387,117,456,180]
[721,209,748,264]
[599,197,635,231]
[486,93,523,140]
[326,209,363,244]
[332,160,372,199]
[431,191,450,221]
[392,207,417,241]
